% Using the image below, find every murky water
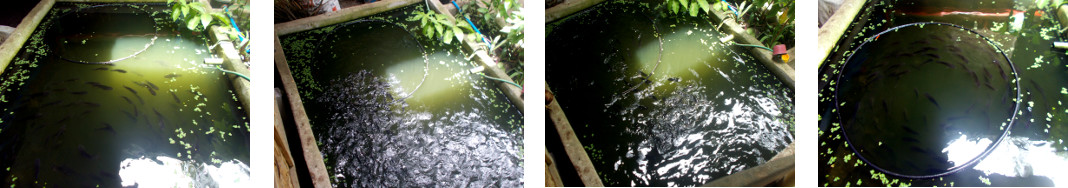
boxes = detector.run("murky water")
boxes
[819,0,1068,186]
[546,2,794,186]
[0,4,250,187]
[279,5,524,187]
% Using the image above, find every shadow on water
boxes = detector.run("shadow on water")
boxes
[547,1,794,186]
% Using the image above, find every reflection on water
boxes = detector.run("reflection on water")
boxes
[118,156,249,187]
[280,7,524,187]
[547,1,794,186]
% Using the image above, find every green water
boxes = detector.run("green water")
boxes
[547,1,794,186]
[819,0,1068,186]
[0,4,249,187]
[280,4,523,187]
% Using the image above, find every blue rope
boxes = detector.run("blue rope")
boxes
[224,5,249,54]
[720,0,740,17]
[451,1,492,47]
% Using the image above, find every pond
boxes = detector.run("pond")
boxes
[278,4,524,187]
[546,1,794,186]
[819,0,1068,186]
[0,3,250,187]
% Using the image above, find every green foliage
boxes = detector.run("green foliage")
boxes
[407,10,474,45]
[168,0,231,31]
[665,0,712,17]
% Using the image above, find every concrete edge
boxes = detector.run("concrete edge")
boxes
[709,7,795,88]
[816,0,867,65]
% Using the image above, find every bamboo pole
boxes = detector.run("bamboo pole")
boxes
[816,0,867,65]
[545,0,606,23]
[0,0,54,74]
[546,84,604,186]
[275,36,333,188]
[275,0,422,36]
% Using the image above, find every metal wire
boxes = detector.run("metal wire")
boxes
[54,4,158,65]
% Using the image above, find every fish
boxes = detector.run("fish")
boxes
[122,96,133,104]
[924,53,940,59]
[112,69,127,73]
[78,145,96,159]
[170,91,181,103]
[903,136,920,143]
[124,86,138,95]
[122,110,136,121]
[135,94,144,104]
[41,100,62,107]
[936,61,955,69]
[52,165,77,176]
[94,67,108,71]
[925,93,940,109]
[164,73,181,78]
[85,82,113,90]
[96,123,116,135]
[147,88,157,96]
[146,81,159,90]
[155,109,165,130]
[82,102,100,107]
[903,126,920,134]
[70,91,88,95]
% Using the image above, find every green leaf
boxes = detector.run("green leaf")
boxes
[187,15,200,30]
[434,22,443,36]
[689,2,699,17]
[443,29,453,44]
[181,6,189,17]
[670,1,680,14]
[680,0,689,9]
[453,27,465,43]
[424,25,434,38]
[168,0,174,4]
[697,0,710,12]
[172,6,181,21]
[200,13,212,29]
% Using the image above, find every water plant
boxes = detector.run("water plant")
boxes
[168,0,243,41]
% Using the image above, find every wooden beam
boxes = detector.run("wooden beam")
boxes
[816,0,867,65]
[545,149,565,187]
[709,8,795,88]
[275,36,332,188]
[546,83,603,186]
[0,0,54,74]
[275,102,300,188]
[275,0,422,36]
[702,154,794,187]
[545,0,607,23]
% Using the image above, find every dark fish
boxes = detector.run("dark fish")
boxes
[925,93,940,109]
[82,102,100,107]
[924,53,940,59]
[146,81,159,90]
[52,165,77,176]
[28,92,50,98]
[122,110,136,121]
[122,96,133,104]
[903,126,919,134]
[903,136,920,143]
[94,67,108,71]
[936,61,956,69]
[170,91,181,103]
[85,82,113,90]
[64,78,79,82]
[96,123,116,135]
[164,73,181,78]
[124,86,138,95]
[70,91,88,95]
[112,69,127,73]
[147,88,156,96]
[78,145,95,159]
[41,100,62,107]
[908,146,929,154]
[135,94,144,105]
[155,109,165,130]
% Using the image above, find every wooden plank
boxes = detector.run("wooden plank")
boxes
[545,149,564,187]
[702,155,794,187]
[275,97,300,188]
[816,0,867,65]
[275,36,332,188]
[709,8,795,88]
[546,83,603,186]
[545,0,607,23]
[0,0,54,74]
[275,0,422,36]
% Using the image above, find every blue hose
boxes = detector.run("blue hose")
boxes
[224,5,249,54]
[450,1,492,47]
[720,0,740,17]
